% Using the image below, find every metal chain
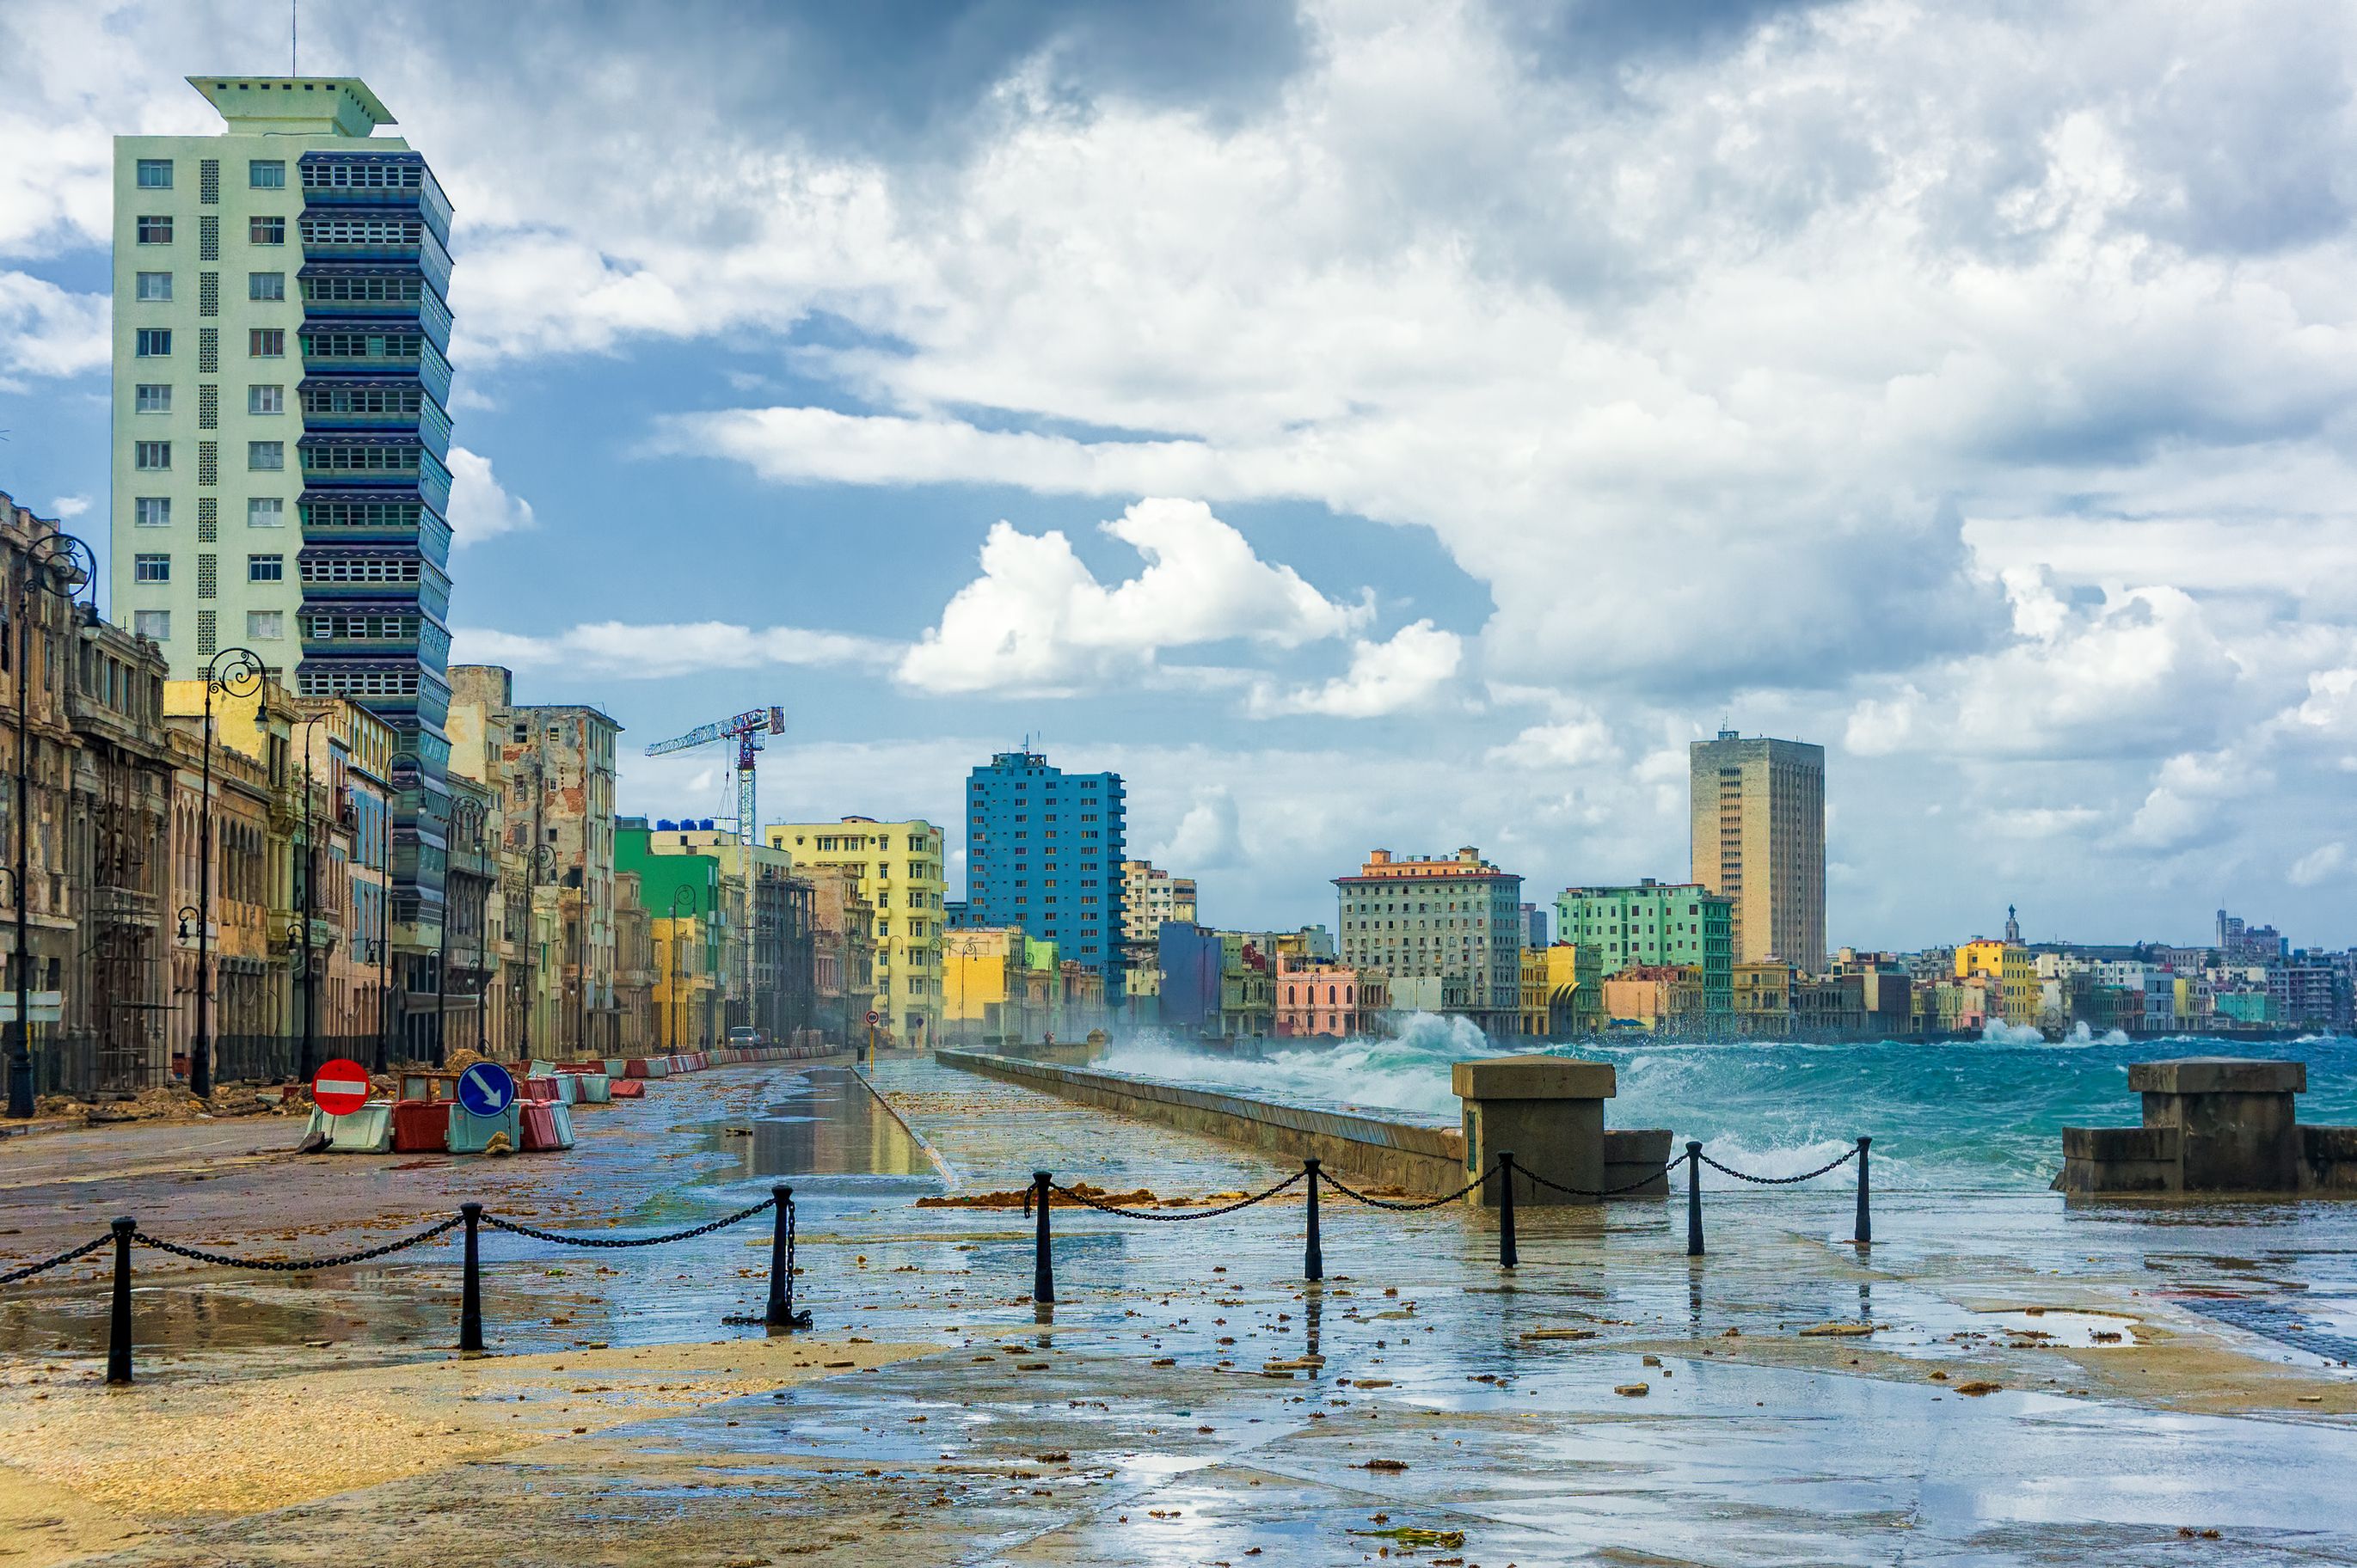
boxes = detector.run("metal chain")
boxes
[481,1196,776,1247]
[1319,1163,1499,1211]
[1042,1168,1307,1221]
[1514,1151,1692,1199]
[0,1233,112,1287]
[134,1215,464,1272]
[1697,1145,1862,1185]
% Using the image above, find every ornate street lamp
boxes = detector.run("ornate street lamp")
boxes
[668,885,696,1052]
[184,646,267,1104]
[6,533,94,1118]
[440,794,486,1065]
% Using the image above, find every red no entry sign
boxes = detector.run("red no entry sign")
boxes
[311,1057,371,1117]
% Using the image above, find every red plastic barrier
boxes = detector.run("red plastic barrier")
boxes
[390,1099,450,1153]
[626,1058,651,1078]
[519,1077,561,1102]
[609,1078,645,1099]
[519,1100,564,1151]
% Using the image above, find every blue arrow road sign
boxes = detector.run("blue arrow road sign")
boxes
[457,1061,516,1118]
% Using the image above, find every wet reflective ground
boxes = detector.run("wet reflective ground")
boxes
[3,1056,2355,1565]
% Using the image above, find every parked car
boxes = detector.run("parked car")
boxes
[727,1026,764,1047]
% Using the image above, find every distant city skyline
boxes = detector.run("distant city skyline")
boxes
[3,1,2353,950]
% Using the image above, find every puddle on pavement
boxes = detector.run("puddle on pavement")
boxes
[721,1068,931,1180]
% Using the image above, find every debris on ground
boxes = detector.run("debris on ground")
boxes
[1354,1528,1466,1549]
[915,1183,1200,1210]
[1615,1382,1649,1397]
[1954,1381,2002,1396]
[1799,1322,1876,1338]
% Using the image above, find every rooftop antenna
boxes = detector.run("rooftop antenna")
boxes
[291,0,298,76]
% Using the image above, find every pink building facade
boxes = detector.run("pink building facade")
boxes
[1275,957,1385,1038]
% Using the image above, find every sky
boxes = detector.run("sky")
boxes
[2,0,2354,951]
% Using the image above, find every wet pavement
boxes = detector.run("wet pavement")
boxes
[3,1054,2354,1565]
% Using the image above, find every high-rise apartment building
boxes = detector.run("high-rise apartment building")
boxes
[114,77,460,969]
[962,750,1126,1007]
[1335,848,1523,1035]
[766,818,945,1042]
[1120,860,1197,942]
[1689,730,1825,971]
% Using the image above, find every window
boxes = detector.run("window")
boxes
[134,328,172,358]
[248,554,284,583]
[134,271,173,302]
[133,554,170,583]
[247,497,284,528]
[248,159,285,189]
[134,440,171,471]
[248,384,283,415]
[247,440,284,471]
[136,158,174,189]
[134,383,171,414]
[248,271,285,301]
[249,216,285,245]
[134,497,170,528]
[247,609,284,640]
[248,328,284,358]
[133,610,170,641]
[136,216,173,244]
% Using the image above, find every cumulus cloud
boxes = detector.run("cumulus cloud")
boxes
[1486,707,1622,769]
[1249,621,1463,719]
[49,493,89,520]
[445,447,536,546]
[0,272,106,379]
[897,499,1367,695]
[2289,842,2349,886]
[449,621,899,679]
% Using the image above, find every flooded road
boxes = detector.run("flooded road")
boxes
[3,1054,2354,1565]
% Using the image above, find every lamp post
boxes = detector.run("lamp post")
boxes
[290,712,333,1085]
[6,532,95,1118]
[523,841,555,1062]
[184,646,267,1104]
[668,885,694,1053]
[444,795,484,1064]
[379,750,418,1070]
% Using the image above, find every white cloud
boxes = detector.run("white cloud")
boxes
[1154,786,1245,873]
[0,272,105,378]
[897,498,1367,695]
[2289,842,2349,886]
[450,621,899,680]
[2117,750,2271,854]
[445,446,536,546]
[49,493,89,520]
[1249,620,1462,718]
[1486,708,1621,770]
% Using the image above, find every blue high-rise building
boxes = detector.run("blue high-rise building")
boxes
[963,750,1126,1005]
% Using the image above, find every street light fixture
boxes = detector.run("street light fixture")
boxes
[522,841,556,1060]
[290,711,333,1085]
[6,532,94,1118]
[442,795,486,1065]
[668,885,696,1053]
[185,645,267,1104]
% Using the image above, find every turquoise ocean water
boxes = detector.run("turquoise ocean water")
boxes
[1096,1018,2357,1194]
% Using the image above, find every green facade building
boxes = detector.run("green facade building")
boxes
[1554,879,1734,1026]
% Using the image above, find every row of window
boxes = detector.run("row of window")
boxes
[131,439,285,471]
[136,215,285,245]
[300,329,423,360]
[301,556,422,584]
[132,270,285,302]
[132,496,283,528]
[302,273,426,304]
[301,160,423,191]
[132,552,281,584]
[302,499,423,530]
[136,156,283,190]
[300,215,424,247]
[133,328,286,358]
[132,383,283,414]
[308,613,420,640]
[298,667,421,697]
[304,385,424,416]
[128,609,285,642]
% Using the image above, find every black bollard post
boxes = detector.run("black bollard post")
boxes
[1685,1142,1704,1257]
[1303,1159,1323,1283]
[765,1185,801,1329]
[459,1202,484,1353]
[1031,1172,1055,1306]
[1496,1150,1518,1270]
[106,1217,135,1386]
[1853,1136,1872,1246]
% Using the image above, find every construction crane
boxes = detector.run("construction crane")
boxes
[645,706,785,1033]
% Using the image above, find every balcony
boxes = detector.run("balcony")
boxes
[300,151,453,242]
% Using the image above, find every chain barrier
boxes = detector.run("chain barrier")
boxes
[132,1216,465,1272]
[1514,1150,1693,1200]
[1319,1162,1499,1211]
[0,1233,112,1286]
[481,1196,776,1248]
[1034,1167,1306,1222]
[1697,1145,1861,1185]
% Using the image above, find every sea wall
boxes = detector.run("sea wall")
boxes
[934,1048,1465,1194]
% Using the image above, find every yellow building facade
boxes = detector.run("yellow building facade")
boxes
[767,818,945,1044]
[1955,940,2039,1026]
